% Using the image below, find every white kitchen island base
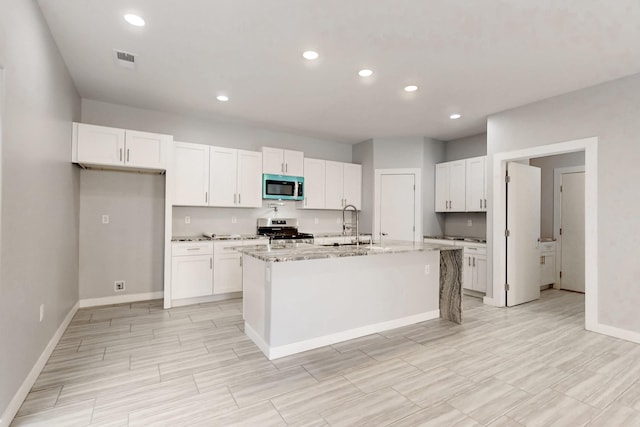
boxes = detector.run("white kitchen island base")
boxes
[242,247,441,360]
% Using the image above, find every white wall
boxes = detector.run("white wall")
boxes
[0,0,80,418]
[530,152,585,237]
[487,72,640,333]
[79,100,354,300]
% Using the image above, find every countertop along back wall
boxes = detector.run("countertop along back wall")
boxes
[79,99,353,300]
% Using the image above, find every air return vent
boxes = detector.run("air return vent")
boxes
[114,49,136,69]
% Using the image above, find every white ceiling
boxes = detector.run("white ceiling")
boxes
[37,0,640,143]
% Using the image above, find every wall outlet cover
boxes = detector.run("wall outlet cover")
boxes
[115,280,125,292]
[185,216,191,224]
[102,214,109,224]
[39,304,44,322]
[314,218,319,224]
[467,219,473,226]
[231,216,237,224]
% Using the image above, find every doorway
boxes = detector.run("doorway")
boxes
[492,137,598,331]
[373,168,422,242]
[554,168,585,293]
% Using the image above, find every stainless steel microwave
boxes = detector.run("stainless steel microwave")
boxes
[262,174,304,201]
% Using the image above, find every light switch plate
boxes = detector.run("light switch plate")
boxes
[467,219,473,227]
[185,216,191,224]
[102,214,109,224]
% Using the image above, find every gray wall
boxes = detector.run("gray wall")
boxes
[530,152,585,237]
[0,0,80,418]
[445,133,487,161]
[79,100,353,300]
[423,138,446,236]
[487,72,640,332]
[352,139,374,233]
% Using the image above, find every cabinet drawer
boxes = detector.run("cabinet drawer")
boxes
[539,242,556,253]
[213,240,244,254]
[462,245,486,255]
[172,242,213,256]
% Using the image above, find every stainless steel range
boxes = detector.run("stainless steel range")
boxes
[256,218,314,244]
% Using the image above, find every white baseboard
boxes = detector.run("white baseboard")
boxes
[168,292,242,308]
[590,322,640,345]
[482,296,501,307]
[79,291,164,308]
[246,310,440,360]
[0,301,79,427]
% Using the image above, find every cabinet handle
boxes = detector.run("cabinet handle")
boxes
[468,257,471,266]
[187,248,201,251]
[210,258,212,269]
[119,148,123,162]
[205,192,208,203]
[127,149,130,163]
[285,163,288,173]
[484,199,487,209]
[239,256,243,267]
[281,163,284,173]
[238,193,241,204]
[480,199,482,209]
[234,193,237,204]
[473,257,476,267]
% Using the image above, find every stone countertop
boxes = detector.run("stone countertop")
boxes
[310,232,373,238]
[171,234,268,242]
[423,235,487,244]
[238,241,460,263]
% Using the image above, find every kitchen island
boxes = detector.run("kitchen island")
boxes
[239,241,462,360]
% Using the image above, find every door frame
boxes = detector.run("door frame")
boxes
[491,137,598,332]
[373,168,422,242]
[553,166,585,290]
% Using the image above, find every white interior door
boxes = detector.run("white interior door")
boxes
[379,174,415,241]
[506,162,541,306]
[560,172,585,292]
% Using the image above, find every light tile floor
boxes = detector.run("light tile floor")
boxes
[11,290,640,426]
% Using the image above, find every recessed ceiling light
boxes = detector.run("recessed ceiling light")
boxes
[404,85,418,92]
[449,113,462,120]
[303,51,319,60]
[216,95,229,102]
[124,14,145,27]
[358,69,373,77]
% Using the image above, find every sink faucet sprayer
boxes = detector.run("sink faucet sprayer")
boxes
[342,204,359,245]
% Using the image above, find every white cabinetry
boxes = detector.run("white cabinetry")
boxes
[466,156,487,212]
[540,241,557,286]
[213,239,269,294]
[173,142,262,208]
[171,242,213,299]
[301,158,326,209]
[72,123,170,171]
[435,160,466,212]
[262,147,304,177]
[462,243,487,293]
[325,161,362,210]
[173,142,210,206]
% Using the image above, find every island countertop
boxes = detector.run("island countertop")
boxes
[237,241,460,262]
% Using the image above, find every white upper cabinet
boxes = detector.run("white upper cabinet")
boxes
[173,142,210,206]
[261,147,304,176]
[210,146,262,208]
[323,160,362,210]
[435,160,466,212]
[72,123,170,171]
[466,156,487,212]
[301,158,326,209]
[343,162,362,209]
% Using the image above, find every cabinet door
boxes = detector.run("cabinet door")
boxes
[466,156,486,212]
[463,253,474,290]
[302,158,325,209]
[76,123,125,166]
[171,255,213,299]
[237,150,263,207]
[209,146,238,207]
[473,254,487,292]
[435,163,450,212]
[173,142,209,206]
[449,160,466,212]
[125,130,170,169]
[213,253,243,294]
[262,147,284,175]
[325,160,345,210]
[343,163,362,210]
[283,149,304,176]
[540,253,555,286]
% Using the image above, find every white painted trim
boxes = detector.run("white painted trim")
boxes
[163,144,174,309]
[491,137,598,332]
[79,291,164,308]
[169,292,242,308]
[590,322,640,345]
[373,168,422,243]
[482,296,499,306]
[248,310,440,360]
[0,301,79,427]
[553,166,585,290]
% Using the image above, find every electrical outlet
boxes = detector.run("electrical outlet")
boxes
[114,281,125,292]
[424,265,430,275]
[39,304,44,322]
[231,216,237,224]
[467,219,473,227]
[102,214,110,224]
[184,216,191,224]
[314,217,319,225]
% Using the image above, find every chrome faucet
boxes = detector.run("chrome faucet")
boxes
[342,204,359,245]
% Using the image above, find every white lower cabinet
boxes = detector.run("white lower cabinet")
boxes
[462,244,487,293]
[213,239,269,295]
[171,242,213,299]
[540,241,557,286]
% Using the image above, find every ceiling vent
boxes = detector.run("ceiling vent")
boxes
[113,49,136,69]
